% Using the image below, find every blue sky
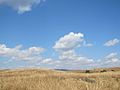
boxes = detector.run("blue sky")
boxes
[0,0,120,69]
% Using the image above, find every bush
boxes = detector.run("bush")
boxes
[101,70,107,72]
[85,70,90,73]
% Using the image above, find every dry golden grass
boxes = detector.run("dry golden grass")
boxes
[0,68,120,90]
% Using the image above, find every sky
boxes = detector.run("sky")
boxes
[0,0,120,69]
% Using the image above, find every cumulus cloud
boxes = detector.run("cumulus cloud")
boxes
[41,58,53,64]
[104,53,120,63]
[52,32,120,69]
[0,0,45,13]
[58,50,94,69]
[53,32,93,52]
[0,32,120,69]
[53,32,94,69]
[53,32,84,52]
[95,53,120,68]
[0,43,61,69]
[58,50,93,64]
[104,38,119,47]
[0,44,44,61]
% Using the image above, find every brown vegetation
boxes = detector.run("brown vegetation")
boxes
[0,68,120,90]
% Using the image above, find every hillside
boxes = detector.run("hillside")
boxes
[0,68,120,90]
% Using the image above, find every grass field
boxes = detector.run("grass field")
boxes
[0,68,120,90]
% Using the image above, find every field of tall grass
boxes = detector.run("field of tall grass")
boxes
[0,68,120,90]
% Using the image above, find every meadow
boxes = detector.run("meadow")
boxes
[0,68,120,90]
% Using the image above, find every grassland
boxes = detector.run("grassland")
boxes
[0,68,120,90]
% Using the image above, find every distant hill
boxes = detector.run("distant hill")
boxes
[55,67,120,73]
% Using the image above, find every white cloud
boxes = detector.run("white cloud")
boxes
[104,38,119,47]
[0,43,120,69]
[105,53,120,63]
[53,32,93,52]
[0,44,44,61]
[0,32,94,69]
[41,58,53,64]
[53,32,84,52]
[52,33,120,69]
[53,32,94,69]
[0,0,45,14]
[58,50,93,64]
[93,53,120,68]
[0,32,120,69]
[83,41,93,47]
